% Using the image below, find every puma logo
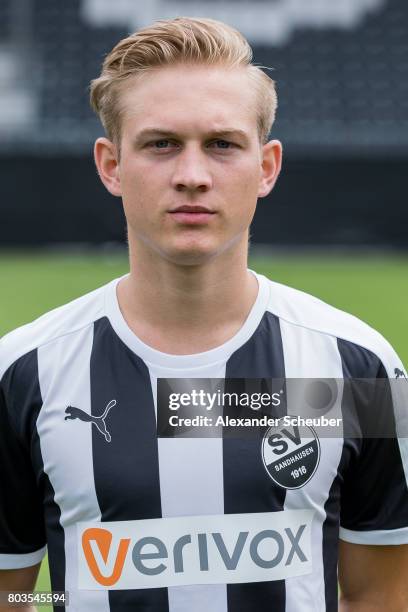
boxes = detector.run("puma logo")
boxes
[395,368,407,379]
[65,400,116,442]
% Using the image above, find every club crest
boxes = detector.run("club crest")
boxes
[262,419,320,489]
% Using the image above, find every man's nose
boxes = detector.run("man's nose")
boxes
[170,145,213,193]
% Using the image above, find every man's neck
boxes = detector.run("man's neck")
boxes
[116,240,259,355]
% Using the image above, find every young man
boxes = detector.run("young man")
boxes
[0,16,407,612]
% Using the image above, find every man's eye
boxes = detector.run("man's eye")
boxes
[211,140,234,149]
[153,140,172,148]
[146,140,178,150]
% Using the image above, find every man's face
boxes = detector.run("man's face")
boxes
[106,64,280,265]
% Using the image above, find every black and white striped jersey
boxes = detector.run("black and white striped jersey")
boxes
[1,271,407,612]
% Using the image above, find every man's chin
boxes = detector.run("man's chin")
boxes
[132,231,248,266]
[162,247,219,267]
[158,233,248,266]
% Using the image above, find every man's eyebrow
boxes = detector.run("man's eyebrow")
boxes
[133,128,250,143]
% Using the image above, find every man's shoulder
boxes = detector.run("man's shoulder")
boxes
[262,275,403,372]
[0,280,113,379]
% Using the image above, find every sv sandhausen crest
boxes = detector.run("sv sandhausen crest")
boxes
[262,419,320,489]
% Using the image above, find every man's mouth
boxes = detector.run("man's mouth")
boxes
[168,205,216,224]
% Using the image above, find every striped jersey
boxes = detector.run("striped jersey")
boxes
[1,270,408,612]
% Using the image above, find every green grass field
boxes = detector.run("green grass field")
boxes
[2,251,407,358]
[1,250,407,607]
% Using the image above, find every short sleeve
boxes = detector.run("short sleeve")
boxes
[339,341,408,545]
[0,378,47,568]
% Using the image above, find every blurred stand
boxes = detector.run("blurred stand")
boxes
[0,0,39,137]
[0,0,407,248]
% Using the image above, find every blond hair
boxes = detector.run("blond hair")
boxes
[90,17,277,147]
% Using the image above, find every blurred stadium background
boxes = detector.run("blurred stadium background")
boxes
[0,0,407,606]
[1,0,408,246]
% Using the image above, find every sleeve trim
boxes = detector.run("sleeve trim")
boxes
[340,526,408,545]
[0,545,47,569]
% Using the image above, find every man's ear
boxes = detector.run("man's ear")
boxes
[94,137,122,197]
[257,139,282,198]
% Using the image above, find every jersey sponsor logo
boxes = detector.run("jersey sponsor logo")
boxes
[64,399,116,442]
[262,420,320,489]
[78,510,314,589]
[395,368,407,379]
